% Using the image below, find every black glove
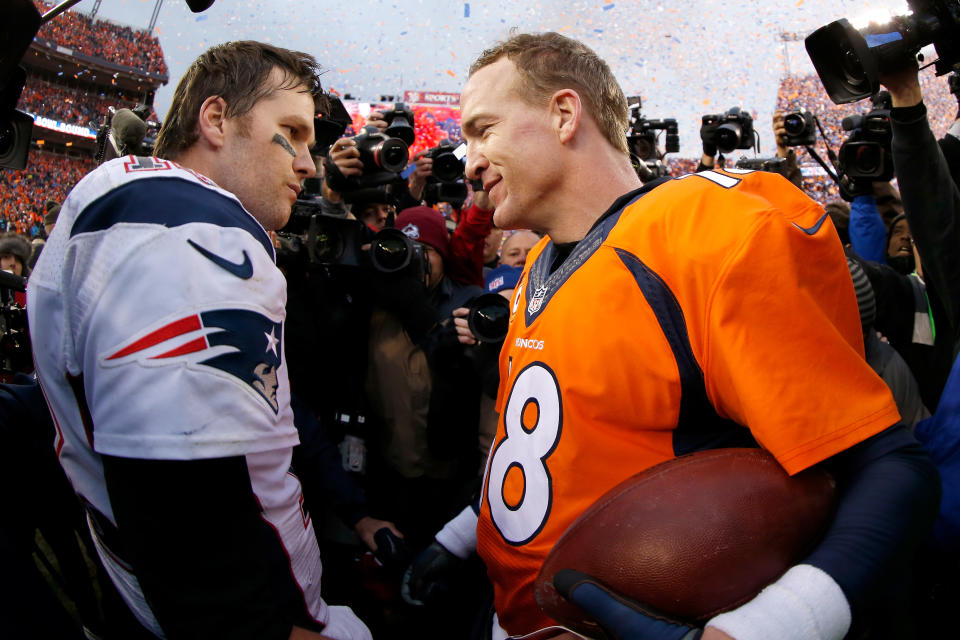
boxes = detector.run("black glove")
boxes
[700,122,718,157]
[401,541,464,606]
[553,569,702,640]
[373,527,411,574]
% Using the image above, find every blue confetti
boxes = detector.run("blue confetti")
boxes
[603,3,614,10]
[464,2,470,18]
[195,15,208,22]
[594,29,603,33]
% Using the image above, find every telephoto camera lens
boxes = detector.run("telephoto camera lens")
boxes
[467,293,511,343]
[432,151,464,183]
[375,139,409,172]
[715,123,742,153]
[370,228,414,273]
[783,114,805,135]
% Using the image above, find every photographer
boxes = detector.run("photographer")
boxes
[877,64,960,577]
[409,148,496,287]
[771,111,805,189]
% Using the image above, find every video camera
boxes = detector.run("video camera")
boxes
[781,111,816,147]
[0,0,42,170]
[422,140,469,209]
[701,107,756,154]
[838,93,893,181]
[806,0,960,104]
[626,96,679,160]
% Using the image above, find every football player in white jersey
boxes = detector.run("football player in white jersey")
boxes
[28,41,371,640]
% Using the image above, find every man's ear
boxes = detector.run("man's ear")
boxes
[551,89,582,144]
[196,96,229,149]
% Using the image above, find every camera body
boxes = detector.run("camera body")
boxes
[421,140,468,209]
[281,199,429,284]
[354,125,409,174]
[426,140,465,183]
[781,111,816,147]
[838,105,893,181]
[735,156,789,176]
[380,102,416,145]
[701,107,755,154]
[806,0,960,104]
[325,125,410,195]
[626,98,679,159]
[466,293,511,343]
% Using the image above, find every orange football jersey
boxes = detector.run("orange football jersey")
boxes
[476,169,902,636]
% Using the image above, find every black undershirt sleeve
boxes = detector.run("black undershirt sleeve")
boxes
[102,454,317,640]
[803,425,940,618]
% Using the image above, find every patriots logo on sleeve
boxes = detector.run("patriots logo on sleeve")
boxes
[103,309,284,413]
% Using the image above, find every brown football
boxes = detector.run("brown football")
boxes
[534,448,836,637]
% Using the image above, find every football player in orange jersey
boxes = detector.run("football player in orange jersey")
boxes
[456,32,940,640]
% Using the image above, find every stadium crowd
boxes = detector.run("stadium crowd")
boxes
[35,2,167,77]
[0,151,94,236]
[18,78,157,129]
[2,22,960,640]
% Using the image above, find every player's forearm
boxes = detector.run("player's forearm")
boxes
[103,455,313,640]
[707,426,938,639]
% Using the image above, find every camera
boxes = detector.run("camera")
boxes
[466,293,511,343]
[425,140,465,183]
[0,66,33,170]
[354,125,409,174]
[805,0,960,104]
[626,97,679,159]
[701,107,756,154]
[421,140,469,209]
[380,102,416,145]
[312,93,352,156]
[282,193,428,283]
[838,98,893,181]
[781,111,816,147]
[735,156,789,176]
[324,125,410,195]
[0,271,31,379]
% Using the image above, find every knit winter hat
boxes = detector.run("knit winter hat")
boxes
[44,199,61,226]
[395,206,450,260]
[0,233,32,273]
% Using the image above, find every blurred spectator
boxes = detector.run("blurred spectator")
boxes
[0,151,94,237]
[18,78,157,129]
[0,233,33,277]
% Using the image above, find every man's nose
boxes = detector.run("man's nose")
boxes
[465,147,487,182]
[295,146,317,179]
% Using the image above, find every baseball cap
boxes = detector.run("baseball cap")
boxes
[485,264,522,294]
[395,206,450,260]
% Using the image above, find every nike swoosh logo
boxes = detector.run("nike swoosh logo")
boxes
[792,213,829,236]
[187,239,253,279]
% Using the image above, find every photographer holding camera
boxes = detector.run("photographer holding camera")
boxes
[408,145,496,287]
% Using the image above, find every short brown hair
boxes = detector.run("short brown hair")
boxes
[469,32,629,154]
[154,41,322,160]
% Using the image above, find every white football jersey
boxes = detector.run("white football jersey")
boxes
[28,156,351,637]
